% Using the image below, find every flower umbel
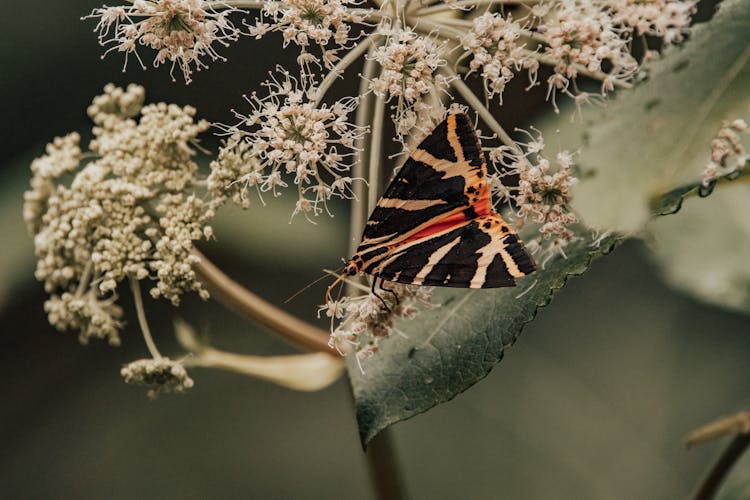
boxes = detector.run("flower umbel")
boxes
[489,129,579,261]
[370,26,451,142]
[121,357,194,399]
[609,0,697,44]
[84,0,243,83]
[248,0,366,74]
[25,84,217,345]
[215,68,366,218]
[323,282,433,369]
[461,13,538,104]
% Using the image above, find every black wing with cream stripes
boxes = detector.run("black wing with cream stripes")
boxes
[373,216,535,288]
[357,113,489,245]
[339,112,536,292]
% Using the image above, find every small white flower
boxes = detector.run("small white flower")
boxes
[489,129,580,251]
[216,68,366,218]
[461,13,534,104]
[248,0,366,73]
[84,0,244,83]
[25,84,218,343]
[608,0,697,44]
[121,357,194,399]
[702,118,749,187]
[324,282,434,366]
[370,26,450,143]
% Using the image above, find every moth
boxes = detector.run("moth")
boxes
[326,113,535,302]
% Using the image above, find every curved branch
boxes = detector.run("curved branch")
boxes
[191,248,334,355]
[691,434,750,500]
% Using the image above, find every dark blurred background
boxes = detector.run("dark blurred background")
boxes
[2,1,749,499]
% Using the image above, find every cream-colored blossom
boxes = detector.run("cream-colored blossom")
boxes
[323,283,433,369]
[608,0,696,44]
[249,0,365,74]
[121,357,194,398]
[84,0,243,83]
[489,129,579,255]
[370,26,450,142]
[702,119,748,187]
[25,84,217,343]
[461,13,538,103]
[215,68,366,218]
[536,0,638,109]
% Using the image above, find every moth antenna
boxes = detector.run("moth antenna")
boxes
[325,269,348,304]
[285,266,344,304]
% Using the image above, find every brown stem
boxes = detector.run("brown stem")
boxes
[366,428,410,500]
[691,434,750,500]
[191,248,334,355]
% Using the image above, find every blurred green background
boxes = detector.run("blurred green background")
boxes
[2,1,749,499]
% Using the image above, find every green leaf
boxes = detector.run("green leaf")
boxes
[349,233,619,446]
[572,0,750,232]
[650,169,748,216]
[648,182,750,315]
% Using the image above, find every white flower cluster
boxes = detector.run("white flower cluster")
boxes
[537,0,638,108]
[370,26,450,141]
[85,0,243,83]
[214,69,366,219]
[489,130,579,257]
[461,13,538,104]
[249,0,365,74]
[25,84,217,345]
[609,0,697,44]
[323,283,433,368]
[462,0,695,112]
[702,119,748,187]
[121,357,194,399]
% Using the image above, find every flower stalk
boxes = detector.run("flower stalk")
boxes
[191,248,334,354]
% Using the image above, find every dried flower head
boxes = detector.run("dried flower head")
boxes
[25,84,218,344]
[215,68,366,219]
[702,118,749,187]
[322,283,433,369]
[84,0,243,83]
[121,357,194,398]
[370,25,451,141]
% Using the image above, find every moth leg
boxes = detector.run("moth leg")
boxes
[370,277,390,312]
[379,279,400,306]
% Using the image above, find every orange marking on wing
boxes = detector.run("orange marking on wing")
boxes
[404,211,468,242]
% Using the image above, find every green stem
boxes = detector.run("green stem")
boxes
[445,68,521,154]
[129,277,163,360]
[315,36,377,106]
[350,44,380,255]
[354,62,409,500]
[414,0,539,15]
[368,94,387,212]
[366,429,409,500]
[211,0,265,8]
